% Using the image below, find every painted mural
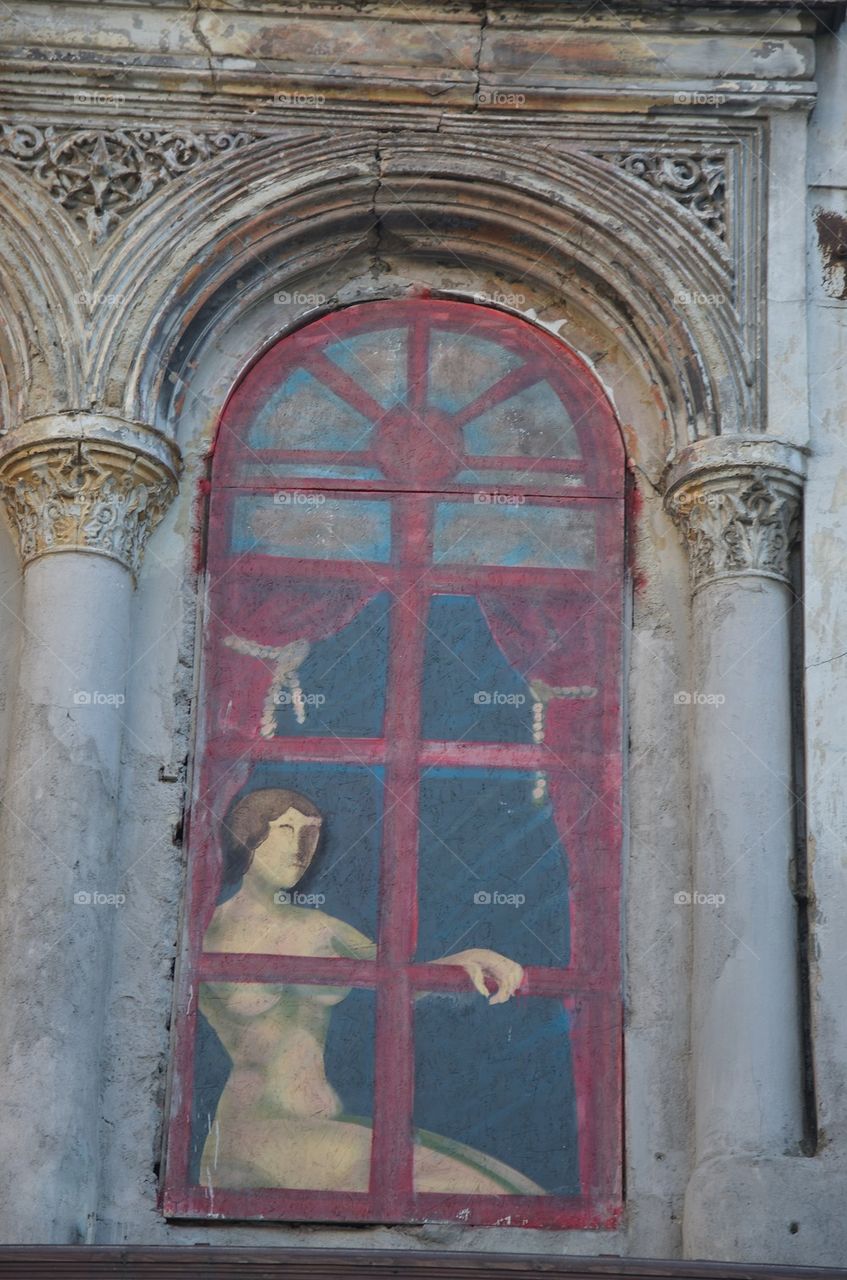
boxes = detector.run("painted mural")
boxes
[165,299,625,1228]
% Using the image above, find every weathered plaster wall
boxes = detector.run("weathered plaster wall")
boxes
[0,521,21,804]
[804,16,847,1189]
[0,0,843,1263]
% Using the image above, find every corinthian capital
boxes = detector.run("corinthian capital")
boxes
[0,415,180,581]
[665,438,805,592]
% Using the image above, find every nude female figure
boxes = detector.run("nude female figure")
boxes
[200,787,543,1195]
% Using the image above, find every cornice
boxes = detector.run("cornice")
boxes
[0,1,826,118]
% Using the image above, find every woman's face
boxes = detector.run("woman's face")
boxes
[251,806,322,889]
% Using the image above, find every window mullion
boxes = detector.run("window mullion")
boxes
[370,493,430,1214]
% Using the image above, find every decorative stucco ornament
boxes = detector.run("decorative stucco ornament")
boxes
[0,124,252,241]
[594,150,726,242]
[667,468,801,591]
[0,434,179,580]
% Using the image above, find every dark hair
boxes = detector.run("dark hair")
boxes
[220,787,322,885]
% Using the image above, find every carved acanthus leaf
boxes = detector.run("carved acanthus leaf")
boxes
[0,439,178,579]
[593,150,726,242]
[668,472,800,590]
[0,125,252,241]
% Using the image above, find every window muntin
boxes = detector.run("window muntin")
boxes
[165,299,625,1229]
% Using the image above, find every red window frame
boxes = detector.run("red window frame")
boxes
[164,300,625,1230]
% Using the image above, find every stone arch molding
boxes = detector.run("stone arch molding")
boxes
[0,165,91,433]
[0,128,758,465]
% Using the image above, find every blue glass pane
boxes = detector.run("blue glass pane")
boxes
[324,328,407,409]
[463,379,580,458]
[247,368,374,450]
[428,330,523,413]
[416,769,570,967]
[231,494,391,562]
[421,594,533,742]
[413,769,576,1194]
[433,502,595,569]
[273,593,390,738]
[413,996,578,1195]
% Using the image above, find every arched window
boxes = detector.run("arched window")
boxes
[165,299,625,1229]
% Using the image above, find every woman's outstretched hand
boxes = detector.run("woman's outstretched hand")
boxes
[434,948,524,1005]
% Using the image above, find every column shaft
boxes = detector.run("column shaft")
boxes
[0,416,178,1241]
[690,575,801,1161]
[0,555,131,1241]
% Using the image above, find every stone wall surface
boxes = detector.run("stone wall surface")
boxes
[0,0,843,1266]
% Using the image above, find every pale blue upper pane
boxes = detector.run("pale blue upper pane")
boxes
[427,330,524,413]
[433,502,595,569]
[231,494,392,562]
[463,380,580,459]
[247,368,374,450]
[324,328,407,410]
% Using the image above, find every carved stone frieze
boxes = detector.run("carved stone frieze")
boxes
[0,426,179,579]
[593,150,726,242]
[0,125,251,241]
[667,464,801,591]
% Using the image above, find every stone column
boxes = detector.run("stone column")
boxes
[666,437,805,1253]
[0,415,179,1242]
